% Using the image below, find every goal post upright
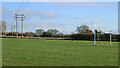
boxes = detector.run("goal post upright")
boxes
[110,30,112,44]
[94,29,96,46]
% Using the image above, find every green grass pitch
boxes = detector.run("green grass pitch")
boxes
[2,38,118,66]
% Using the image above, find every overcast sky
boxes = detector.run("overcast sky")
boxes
[2,2,118,34]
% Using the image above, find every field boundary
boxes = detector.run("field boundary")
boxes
[1,35,70,40]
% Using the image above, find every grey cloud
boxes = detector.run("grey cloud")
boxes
[46,2,116,8]
[2,7,61,21]
[21,10,61,20]
[24,21,63,31]
[23,21,76,34]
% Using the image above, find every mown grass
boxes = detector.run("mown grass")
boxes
[2,38,118,66]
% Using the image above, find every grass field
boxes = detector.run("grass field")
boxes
[2,38,118,66]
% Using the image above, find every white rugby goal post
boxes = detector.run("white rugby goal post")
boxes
[94,29,112,46]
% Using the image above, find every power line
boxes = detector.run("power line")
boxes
[22,0,29,11]
[17,0,29,14]
[18,0,24,10]
[16,0,24,14]
[13,1,27,38]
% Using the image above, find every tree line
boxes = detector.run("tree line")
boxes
[0,20,119,41]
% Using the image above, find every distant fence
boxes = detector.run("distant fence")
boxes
[1,35,70,40]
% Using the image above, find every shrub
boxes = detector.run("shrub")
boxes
[70,34,94,40]
[41,32,52,37]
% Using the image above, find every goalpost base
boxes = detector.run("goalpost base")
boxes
[95,43,113,46]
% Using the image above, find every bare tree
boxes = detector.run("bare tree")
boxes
[0,21,7,35]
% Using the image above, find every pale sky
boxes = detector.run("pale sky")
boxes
[2,2,118,34]
[1,0,120,2]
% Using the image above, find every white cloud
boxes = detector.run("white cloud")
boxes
[88,19,101,25]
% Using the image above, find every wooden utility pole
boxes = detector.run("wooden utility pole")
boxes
[14,14,18,37]
[14,14,25,38]
[21,14,25,38]
[11,25,13,36]
[14,25,15,36]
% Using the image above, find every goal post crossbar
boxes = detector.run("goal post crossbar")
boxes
[94,29,112,46]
